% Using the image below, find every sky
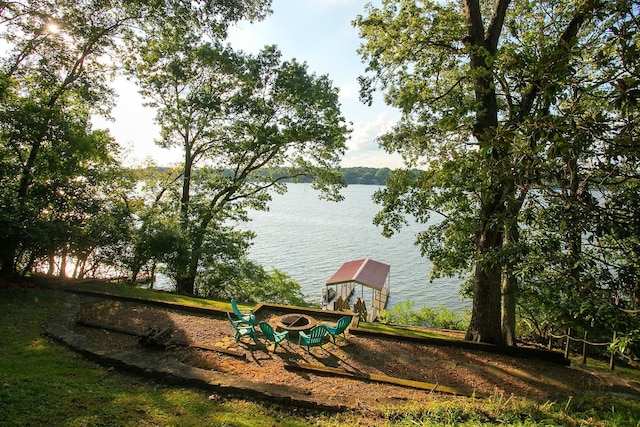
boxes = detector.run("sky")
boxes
[94,0,404,169]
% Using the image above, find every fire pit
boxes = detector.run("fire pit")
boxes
[276,314,317,340]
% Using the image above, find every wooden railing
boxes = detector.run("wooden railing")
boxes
[548,328,617,370]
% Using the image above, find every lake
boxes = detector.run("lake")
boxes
[240,183,470,312]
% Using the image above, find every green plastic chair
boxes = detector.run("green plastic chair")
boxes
[324,315,351,344]
[258,321,289,352]
[298,324,328,353]
[227,312,258,344]
[231,298,256,325]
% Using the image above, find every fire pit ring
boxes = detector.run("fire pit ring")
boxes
[276,314,317,339]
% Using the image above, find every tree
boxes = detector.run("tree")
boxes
[356,0,515,344]
[124,165,183,284]
[0,88,124,277]
[513,1,640,346]
[355,0,638,345]
[127,36,349,295]
[200,259,307,306]
[0,1,120,275]
[0,0,271,277]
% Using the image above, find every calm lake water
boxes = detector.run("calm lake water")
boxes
[240,183,470,312]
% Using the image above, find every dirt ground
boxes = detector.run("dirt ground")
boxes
[74,298,607,408]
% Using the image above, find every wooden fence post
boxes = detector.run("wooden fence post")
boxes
[610,331,617,371]
[564,328,571,359]
[582,331,588,365]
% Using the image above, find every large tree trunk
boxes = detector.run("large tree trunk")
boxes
[175,134,196,295]
[466,268,504,344]
[58,251,68,278]
[0,241,17,277]
[176,224,208,296]
[461,0,510,345]
[47,251,56,275]
[466,208,505,344]
[501,215,521,346]
[176,275,196,295]
[502,180,526,346]
[501,268,518,346]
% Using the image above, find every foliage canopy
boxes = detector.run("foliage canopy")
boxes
[355,0,640,347]
[0,0,341,305]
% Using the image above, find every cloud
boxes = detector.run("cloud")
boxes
[338,80,360,102]
[348,111,398,150]
[340,110,403,168]
[225,24,263,54]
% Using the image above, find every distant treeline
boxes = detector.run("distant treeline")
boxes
[340,167,392,185]
[258,167,397,185]
[148,167,420,186]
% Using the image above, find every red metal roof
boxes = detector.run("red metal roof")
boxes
[326,258,390,290]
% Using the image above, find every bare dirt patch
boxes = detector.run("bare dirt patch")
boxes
[74,299,604,408]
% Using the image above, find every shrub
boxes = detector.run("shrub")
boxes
[378,300,470,331]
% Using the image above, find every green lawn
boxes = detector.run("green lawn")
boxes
[356,322,465,340]
[51,277,237,311]
[2,283,640,426]
[0,287,314,426]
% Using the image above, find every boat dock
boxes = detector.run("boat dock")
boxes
[323,258,391,322]
[324,282,354,311]
[367,285,389,322]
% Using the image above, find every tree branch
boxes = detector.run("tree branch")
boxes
[515,6,591,124]
[485,0,511,54]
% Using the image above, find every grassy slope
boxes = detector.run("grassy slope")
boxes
[0,287,316,426]
[2,284,640,426]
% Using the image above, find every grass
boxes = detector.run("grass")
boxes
[357,321,464,340]
[51,277,237,311]
[378,394,640,426]
[2,283,640,426]
[575,355,640,384]
[0,287,311,426]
